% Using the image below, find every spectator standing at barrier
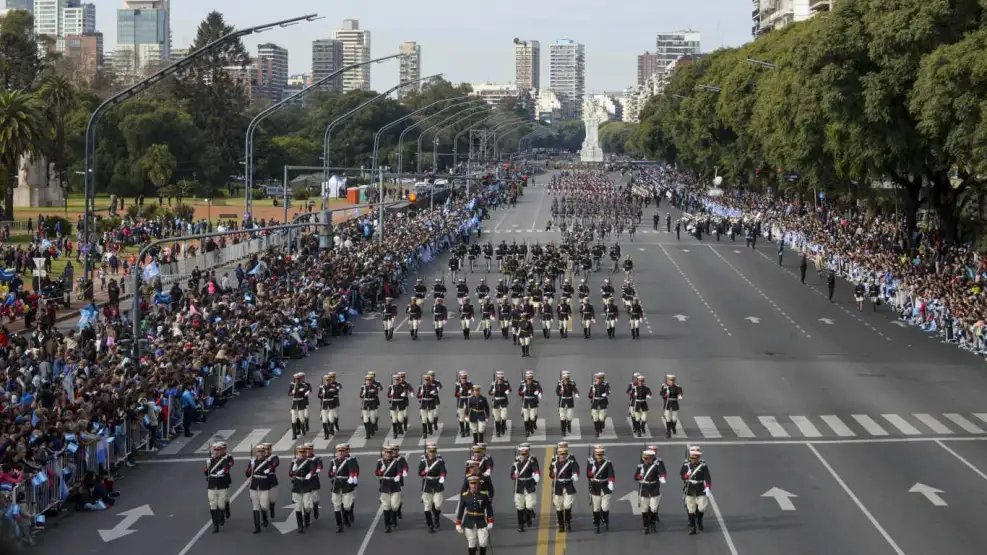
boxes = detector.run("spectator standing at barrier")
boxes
[181,384,197,437]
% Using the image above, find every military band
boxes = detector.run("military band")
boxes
[510,443,540,531]
[318,372,341,439]
[289,372,312,440]
[328,443,359,533]
[419,442,447,533]
[549,441,579,532]
[489,371,512,438]
[586,445,614,534]
[205,441,234,533]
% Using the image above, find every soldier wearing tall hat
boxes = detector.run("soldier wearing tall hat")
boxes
[467,385,491,444]
[303,442,323,520]
[517,314,534,357]
[462,459,495,500]
[681,446,711,535]
[460,296,475,339]
[328,443,359,533]
[387,372,415,439]
[288,444,316,533]
[289,372,312,440]
[510,444,540,531]
[454,370,473,438]
[629,297,645,339]
[480,295,496,339]
[418,372,441,439]
[603,296,620,339]
[509,299,523,344]
[406,298,423,340]
[360,372,383,439]
[419,442,447,533]
[586,445,614,534]
[433,297,449,339]
[382,296,399,340]
[260,443,279,519]
[488,371,512,438]
[518,371,543,438]
[557,296,572,338]
[497,295,511,339]
[246,444,274,533]
[580,297,596,338]
[375,445,405,533]
[659,374,684,438]
[319,372,342,439]
[635,448,667,534]
[548,441,579,532]
[204,441,234,533]
[628,374,652,437]
[555,371,579,437]
[455,475,494,555]
[588,372,611,438]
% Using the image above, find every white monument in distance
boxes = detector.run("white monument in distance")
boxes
[580,96,607,163]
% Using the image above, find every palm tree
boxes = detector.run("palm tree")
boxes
[39,74,76,198]
[138,144,177,189]
[0,90,47,219]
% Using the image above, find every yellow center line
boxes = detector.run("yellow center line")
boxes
[536,448,555,555]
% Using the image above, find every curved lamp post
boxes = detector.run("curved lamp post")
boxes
[452,112,505,167]
[482,118,525,162]
[416,104,488,174]
[491,120,532,160]
[394,98,486,174]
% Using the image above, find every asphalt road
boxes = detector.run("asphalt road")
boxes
[40,176,987,555]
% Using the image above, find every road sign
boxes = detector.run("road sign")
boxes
[673,315,689,322]
[745,317,761,324]
[761,487,797,511]
[818,318,835,325]
[98,505,154,542]
[909,483,947,506]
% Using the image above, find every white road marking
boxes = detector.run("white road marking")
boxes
[528,418,547,442]
[724,416,755,438]
[913,413,953,435]
[455,427,473,444]
[194,430,235,454]
[852,414,889,436]
[973,413,987,427]
[599,417,618,440]
[312,433,334,451]
[233,428,271,453]
[943,413,985,434]
[935,440,987,482]
[567,418,583,441]
[346,426,368,450]
[156,431,201,456]
[695,416,721,438]
[707,492,741,555]
[490,421,511,443]
[820,415,856,437]
[418,423,445,446]
[176,476,252,555]
[271,429,298,453]
[790,416,822,438]
[759,416,790,438]
[659,245,731,337]
[806,443,907,555]
[882,414,920,435]
[627,417,652,438]
[393,316,410,332]
[355,506,385,555]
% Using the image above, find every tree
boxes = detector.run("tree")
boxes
[401,78,472,114]
[599,121,636,156]
[39,73,75,197]
[139,144,177,188]
[0,90,46,218]
[0,9,44,90]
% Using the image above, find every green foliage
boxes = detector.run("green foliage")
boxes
[0,9,45,90]
[174,203,195,222]
[97,216,122,234]
[599,122,636,156]
[140,203,159,220]
[292,188,310,201]
[139,144,177,187]
[41,216,72,238]
[126,204,141,219]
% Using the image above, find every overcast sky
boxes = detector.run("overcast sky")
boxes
[95,0,754,92]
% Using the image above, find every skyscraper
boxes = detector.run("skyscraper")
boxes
[257,43,288,101]
[115,0,170,74]
[61,2,94,34]
[331,19,371,92]
[654,31,700,80]
[549,39,585,120]
[33,0,75,37]
[311,38,344,91]
[514,39,540,90]
[397,41,421,97]
[637,52,661,86]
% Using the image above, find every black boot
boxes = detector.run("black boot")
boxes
[304,511,311,528]
[425,510,435,532]
[397,505,403,519]
[291,421,299,440]
[364,422,372,439]
[672,421,678,435]
[666,421,672,438]
[479,432,485,443]
[464,329,469,339]
[384,510,392,533]
[557,510,565,532]
[651,512,658,531]
[469,548,477,555]
[211,510,220,533]
[313,503,319,520]
[270,503,276,519]
[323,422,331,439]
[479,548,487,555]
[697,511,704,531]
[688,513,697,535]
[305,417,310,433]
[459,421,467,438]
[225,504,231,520]
[433,508,441,529]
[335,511,344,533]
[262,510,269,527]
[423,424,429,438]
[642,513,650,534]
[472,432,480,444]
[518,509,525,531]
[632,419,641,437]
[345,508,353,527]
[564,509,572,531]
[594,511,601,534]
[296,511,305,534]
[253,511,262,534]
[603,510,610,529]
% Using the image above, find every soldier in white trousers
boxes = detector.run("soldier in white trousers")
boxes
[419,442,447,533]
[456,476,494,555]
[376,445,405,533]
[510,444,540,531]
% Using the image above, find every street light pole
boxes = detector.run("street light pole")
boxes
[421,107,488,177]
[416,104,487,174]
[518,126,552,155]
[245,53,404,216]
[452,113,505,168]
[485,118,525,161]
[493,120,531,159]
[394,98,484,174]
[82,13,320,281]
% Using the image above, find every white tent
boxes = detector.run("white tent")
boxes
[323,175,347,198]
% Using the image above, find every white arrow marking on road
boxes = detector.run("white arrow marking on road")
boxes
[673,314,689,322]
[681,249,690,253]
[818,318,835,325]
[761,488,797,511]
[733,250,742,254]
[361,313,379,321]
[98,505,154,542]
[745,316,761,324]
[891,321,908,328]
[909,483,947,507]
[274,505,300,534]
[619,491,643,515]
[443,494,461,523]
[639,248,646,252]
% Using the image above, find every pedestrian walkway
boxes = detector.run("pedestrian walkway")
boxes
[153,410,987,456]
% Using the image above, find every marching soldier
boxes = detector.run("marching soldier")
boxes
[289,372,312,440]
[603,297,619,339]
[456,277,470,301]
[588,372,611,438]
[489,371,512,438]
[681,446,712,535]
[455,476,495,555]
[418,373,441,438]
[463,459,495,502]
[455,371,473,438]
[635,449,667,534]
[580,297,595,338]
[246,444,274,533]
[434,297,449,339]
[318,372,342,439]
[419,442,448,533]
[497,295,511,339]
[204,441,234,533]
[376,445,405,533]
[660,374,684,438]
[406,298,423,340]
[557,297,572,338]
[468,443,495,477]
[629,297,644,339]
[629,374,652,437]
[548,441,579,532]
[480,296,496,339]
[328,443,359,533]
[460,296,475,339]
[261,443,280,519]
[519,371,543,438]
[510,444,540,531]
[387,372,415,438]
[392,446,411,520]
[467,385,492,444]
[288,445,316,533]
[509,300,523,344]
[586,445,614,534]
[539,297,554,338]
[305,442,323,520]
[518,314,534,357]
[382,297,399,340]
[555,371,579,437]
[360,372,383,439]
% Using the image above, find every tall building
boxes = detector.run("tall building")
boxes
[61,1,92,34]
[115,0,170,74]
[637,52,661,86]
[4,0,34,13]
[331,18,371,92]
[256,43,288,101]
[549,39,585,120]
[311,38,344,91]
[62,32,102,76]
[514,39,540,90]
[33,0,75,38]
[751,0,761,36]
[397,41,421,96]
[757,0,827,35]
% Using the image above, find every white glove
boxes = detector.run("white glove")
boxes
[439,476,445,484]
[606,481,613,491]
[574,394,580,399]
[348,477,358,485]
[456,525,463,534]
[487,523,493,530]
[392,476,402,482]
[704,487,711,497]
[572,474,579,482]
[659,477,666,484]
[533,474,540,483]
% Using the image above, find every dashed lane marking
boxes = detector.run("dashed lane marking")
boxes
[709,245,811,339]
[659,245,731,337]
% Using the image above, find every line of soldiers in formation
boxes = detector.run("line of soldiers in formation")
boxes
[286,369,685,443]
[204,438,714,544]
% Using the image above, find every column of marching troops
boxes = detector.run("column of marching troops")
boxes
[204,370,713,548]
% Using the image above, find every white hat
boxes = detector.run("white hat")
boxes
[643,450,656,457]
[689,447,702,456]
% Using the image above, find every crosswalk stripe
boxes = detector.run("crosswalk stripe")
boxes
[419,423,445,446]
[567,418,582,440]
[490,422,511,443]
[724,416,754,438]
[627,417,652,438]
[943,413,985,434]
[695,416,721,438]
[758,416,789,438]
[312,433,334,451]
[852,415,888,436]
[913,414,952,434]
[528,419,547,442]
[346,427,367,450]
[271,430,298,453]
[882,414,920,435]
[384,431,407,448]
[157,431,201,456]
[455,425,473,444]
[820,415,856,437]
[233,428,271,453]
[599,417,618,440]
[194,430,235,454]
[790,416,822,438]
[974,413,987,427]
